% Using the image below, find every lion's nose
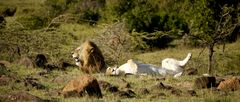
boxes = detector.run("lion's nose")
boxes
[74,57,78,59]
[74,58,79,62]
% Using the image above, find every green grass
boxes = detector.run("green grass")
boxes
[1,25,240,102]
[1,62,240,102]
[135,40,240,75]
[1,0,240,101]
[1,29,240,101]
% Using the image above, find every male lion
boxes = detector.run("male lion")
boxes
[72,40,106,73]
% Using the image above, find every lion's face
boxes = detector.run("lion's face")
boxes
[72,47,81,66]
[71,41,107,73]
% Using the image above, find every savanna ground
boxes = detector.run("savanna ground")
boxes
[0,0,240,102]
[1,39,240,102]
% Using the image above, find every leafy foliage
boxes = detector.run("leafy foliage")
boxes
[94,22,134,65]
[183,0,240,74]
[108,0,190,49]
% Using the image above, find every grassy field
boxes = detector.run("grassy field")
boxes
[0,39,240,102]
[1,0,240,102]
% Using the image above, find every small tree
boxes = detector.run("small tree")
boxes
[185,0,239,74]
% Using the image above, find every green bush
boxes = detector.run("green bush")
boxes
[131,31,174,50]
[43,0,105,25]
[74,0,105,25]
[44,0,72,17]
[78,9,101,25]
[108,0,189,49]
[111,0,134,17]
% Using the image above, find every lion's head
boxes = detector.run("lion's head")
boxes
[72,40,107,73]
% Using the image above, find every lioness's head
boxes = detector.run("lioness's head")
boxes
[106,66,119,75]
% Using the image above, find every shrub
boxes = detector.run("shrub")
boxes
[108,0,189,49]
[131,31,174,50]
[80,9,101,25]
[94,22,134,65]
[44,0,72,17]
[74,0,105,25]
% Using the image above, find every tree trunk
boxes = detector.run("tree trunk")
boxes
[208,43,214,74]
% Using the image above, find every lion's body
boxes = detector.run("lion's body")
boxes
[72,41,106,73]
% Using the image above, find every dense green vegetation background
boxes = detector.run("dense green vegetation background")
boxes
[0,0,240,74]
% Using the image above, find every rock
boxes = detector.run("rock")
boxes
[57,61,75,70]
[98,80,119,93]
[18,57,35,68]
[138,88,149,95]
[44,64,58,71]
[117,90,136,98]
[0,60,11,67]
[62,75,102,98]
[24,77,45,89]
[119,79,131,89]
[122,82,131,89]
[44,61,74,71]
[0,91,46,102]
[35,54,47,68]
[151,82,173,90]
[98,80,112,90]
[152,82,166,90]
[184,68,198,75]
[217,77,240,91]
[107,86,119,93]
[171,89,182,96]
[187,90,197,96]
[194,76,216,89]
